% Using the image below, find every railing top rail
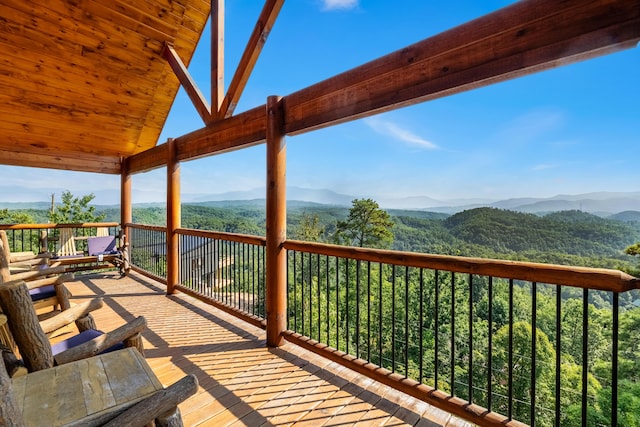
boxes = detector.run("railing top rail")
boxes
[0,222,119,230]
[176,227,266,246]
[284,239,640,293]
[126,223,166,233]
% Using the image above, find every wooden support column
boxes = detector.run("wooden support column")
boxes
[265,96,286,347]
[121,159,132,254]
[166,139,181,295]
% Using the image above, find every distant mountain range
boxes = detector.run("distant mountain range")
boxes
[1,186,639,218]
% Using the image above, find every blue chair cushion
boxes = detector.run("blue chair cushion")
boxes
[51,329,124,357]
[29,285,56,302]
[87,236,119,256]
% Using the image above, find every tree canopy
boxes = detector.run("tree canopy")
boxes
[333,198,394,248]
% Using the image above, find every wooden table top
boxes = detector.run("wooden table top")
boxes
[12,347,163,427]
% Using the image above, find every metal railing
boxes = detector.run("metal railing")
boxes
[176,229,266,322]
[127,224,167,282]
[120,224,640,426]
[282,240,639,427]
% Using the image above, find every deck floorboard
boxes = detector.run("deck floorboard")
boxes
[52,271,474,427]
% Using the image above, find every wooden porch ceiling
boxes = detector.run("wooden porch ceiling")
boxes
[0,0,209,173]
[0,0,638,176]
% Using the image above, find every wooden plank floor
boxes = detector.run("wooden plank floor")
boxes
[56,271,475,427]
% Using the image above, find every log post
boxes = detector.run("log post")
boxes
[121,159,132,274]
[0,238,11,283]
[167,138,181,295]
[124,332,145,356]
[0,280,54,372]
[0,347,24,425]
[265,95,287,347]
[40,229,49,254]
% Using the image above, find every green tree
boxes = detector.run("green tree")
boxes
[0,209,34,224]
[292,212,324,242]
[334,198,394,248]
[49,191,105,223]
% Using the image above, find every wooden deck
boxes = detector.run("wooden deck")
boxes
[56,271,474,427]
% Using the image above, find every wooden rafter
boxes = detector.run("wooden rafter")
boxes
[216,0,284,120]
[211,0,224,115]
[127,0,640,174]
[162,42,212,124]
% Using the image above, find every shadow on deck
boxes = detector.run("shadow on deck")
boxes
[57,271,474,427]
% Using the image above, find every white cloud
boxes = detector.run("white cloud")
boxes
[364,117,439,150]
[321,0,359,11]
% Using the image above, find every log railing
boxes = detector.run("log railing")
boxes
[49,223,640,426]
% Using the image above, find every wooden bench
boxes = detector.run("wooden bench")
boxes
[51,230,130,276]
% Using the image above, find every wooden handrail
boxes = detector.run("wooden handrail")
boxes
[176,227,266,246]
[284,239,640,293]
[0,222,119,230]
[125,223,166,233]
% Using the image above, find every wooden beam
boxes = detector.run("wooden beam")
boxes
[265,96,286,347]
[162,42,212,124]
[129,0,640,168]
[211,0,224,114]
[217,0,284,119]
[127,143,169,174]
[284,0,640,134]
[0,150,121,174]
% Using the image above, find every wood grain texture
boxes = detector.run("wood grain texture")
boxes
[0,281,54,372]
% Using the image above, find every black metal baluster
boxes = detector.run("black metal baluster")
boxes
[531,282,537,426]
[404,267,409,378]
[581,288,588,427]
[451,272,456,396]
[612,292,619,427]
[392,264,396,373]
[419,268,424,384]
[508,278,514,420]
[488,276,493,412]
[356,260,360,358]
[317,253,321,343]
[469,273,473,404]
[367,261,372,363]
[378,263,383,367]
[556,285,561,427]
[435,270,440,390]
[345,258,350,355]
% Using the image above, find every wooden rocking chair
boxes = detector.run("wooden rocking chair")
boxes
[0,279,146,374]
[0,231,74,315]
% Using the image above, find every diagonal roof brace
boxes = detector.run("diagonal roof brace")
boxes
[162,42,212,124]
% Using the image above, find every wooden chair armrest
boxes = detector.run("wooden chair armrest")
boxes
[10,265,67,281]
[54,316,146,365]
[103,374,198,427]
[24,273,74,291]
[39,298,104,335]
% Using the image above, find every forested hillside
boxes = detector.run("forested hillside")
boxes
[6,203,640,271]
[101,203,640,271]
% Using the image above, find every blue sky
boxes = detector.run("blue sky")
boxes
[2,0,639,206]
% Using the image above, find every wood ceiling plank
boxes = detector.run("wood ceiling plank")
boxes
[0,128,139,159]
[0,80,151,126]
[0,0,166,59]
[0,109,142,152]
[0,44,171,111]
